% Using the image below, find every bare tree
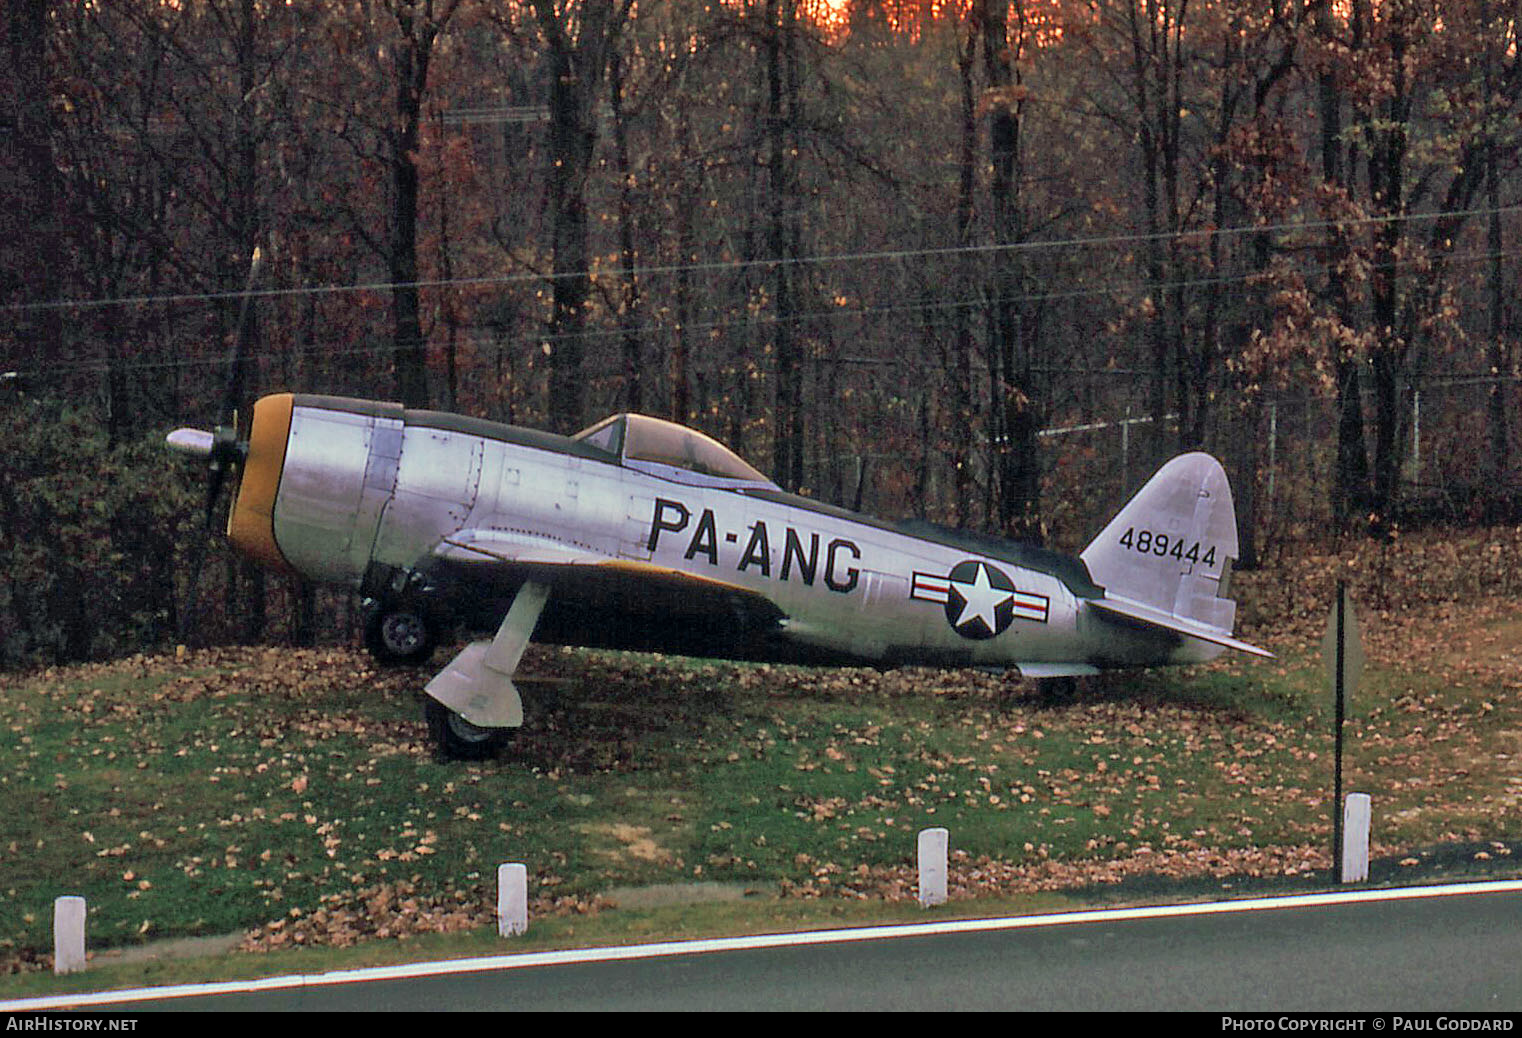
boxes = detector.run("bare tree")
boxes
[532,0,633,433]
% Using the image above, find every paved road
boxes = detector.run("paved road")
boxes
[15,883,1522,1012]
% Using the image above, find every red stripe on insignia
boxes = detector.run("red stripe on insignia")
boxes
[911,572,950,603]
[1012,590,1049,622]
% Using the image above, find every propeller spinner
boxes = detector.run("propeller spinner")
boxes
[167,420,248,529]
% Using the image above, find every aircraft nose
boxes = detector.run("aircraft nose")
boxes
[227,393,295,572]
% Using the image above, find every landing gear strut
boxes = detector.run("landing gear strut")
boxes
[422,580,550,760]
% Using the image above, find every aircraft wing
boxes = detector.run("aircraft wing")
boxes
[1088,594,1274,659]
[438,530,607,569]
[433,529,786,628]
[420,529,792,736]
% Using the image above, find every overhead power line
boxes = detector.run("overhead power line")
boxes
[3,243,1518,385]
[5,203,1522,316]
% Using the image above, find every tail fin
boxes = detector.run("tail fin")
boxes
[1080,452,1271,658]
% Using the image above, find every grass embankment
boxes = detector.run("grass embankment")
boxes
[3,526,1521,997]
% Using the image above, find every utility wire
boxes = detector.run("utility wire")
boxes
[5,242,1518,384]
[6,203,1521,315]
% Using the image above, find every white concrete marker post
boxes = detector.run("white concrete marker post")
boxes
[1341,793,1372,884]
[498,863,528,937]
[53,896,86,975]
[918,827,949,908]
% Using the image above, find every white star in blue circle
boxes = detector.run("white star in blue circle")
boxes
[944,561,1016,639]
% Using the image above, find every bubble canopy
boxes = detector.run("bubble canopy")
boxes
[573,413,778,489]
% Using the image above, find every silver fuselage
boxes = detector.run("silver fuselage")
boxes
[231,394,1219,672]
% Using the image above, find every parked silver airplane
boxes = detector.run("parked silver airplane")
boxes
[169,392,1271,758]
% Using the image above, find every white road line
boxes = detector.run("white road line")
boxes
[6,879,1521,1011]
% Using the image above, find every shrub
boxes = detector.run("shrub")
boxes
[0,397,197,666]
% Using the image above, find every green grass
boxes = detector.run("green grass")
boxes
[3,594,1522,997]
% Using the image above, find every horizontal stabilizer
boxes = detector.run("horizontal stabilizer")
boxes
[1016,662,1102,678]
[1089,595,1274,659]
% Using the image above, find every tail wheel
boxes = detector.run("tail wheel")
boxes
[424,698,512,760]
[365,607,436,666]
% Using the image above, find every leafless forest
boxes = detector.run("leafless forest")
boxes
[2,0,1520,663]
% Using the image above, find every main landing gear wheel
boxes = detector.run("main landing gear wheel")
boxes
[365,607,437,666]
[424,698,513,761]
[1035,676,1079,705]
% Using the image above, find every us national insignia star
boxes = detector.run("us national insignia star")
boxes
[945,560,1016,639]
[910,560,1051,640]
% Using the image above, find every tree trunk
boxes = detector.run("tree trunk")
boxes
[766,0,804,492]
[982,0,1040,542]
[1362,10,1411,523]
[536,0,620,434]
[1482,1,1511,511]
[1317,35,1371,526]
[6,0,62,373]
[1485,144,1510,505]
[610,46,643,414]
[953,14,978,526]
[390,23,428,408]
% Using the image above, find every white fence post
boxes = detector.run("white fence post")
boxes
[53,896,86,975]
[918,827,949,908]
[498,863,528,937]
[1341,793,1372,884]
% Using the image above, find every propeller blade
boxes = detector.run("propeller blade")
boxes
[218,245,264,429]
[203,462,228,531]
[178,533,209,644]
[172,243,263,644]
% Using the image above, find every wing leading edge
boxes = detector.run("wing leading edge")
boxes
[436,531,785,619]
